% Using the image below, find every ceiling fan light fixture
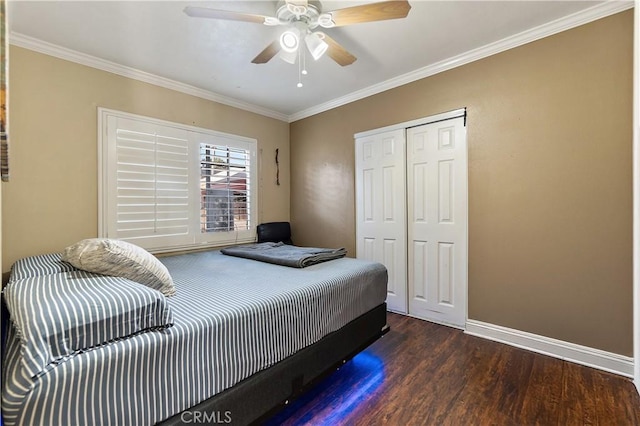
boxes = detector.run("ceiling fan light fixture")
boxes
[279,29,300,53]
[279,49,297,64]
[305,32,328,61]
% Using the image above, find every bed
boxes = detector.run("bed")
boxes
[1,247,388,425]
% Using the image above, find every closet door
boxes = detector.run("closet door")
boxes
[407,117,467,327]
[355,129,407,313]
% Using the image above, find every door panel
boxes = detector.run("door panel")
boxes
[356,130,407,313]
[407,117,467,326]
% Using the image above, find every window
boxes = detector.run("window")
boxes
[200,143,251,234]
[99,109,257,252]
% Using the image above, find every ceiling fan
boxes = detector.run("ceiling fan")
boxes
[184,1,411,67]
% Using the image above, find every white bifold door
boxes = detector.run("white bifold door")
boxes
[355,113,467,327]
[407,117,467,327]
[355,129,407,313]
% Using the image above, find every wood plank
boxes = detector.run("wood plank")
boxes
[265,313,640,425]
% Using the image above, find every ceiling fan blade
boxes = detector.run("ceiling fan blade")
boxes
[321,33,357,66]
[184,6,269,24]
[325,0,411,27]
[252,40,281,64]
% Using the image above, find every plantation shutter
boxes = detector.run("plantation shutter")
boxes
[101,110,258,252]
[200,142,252,233]
[104,116,193,249]
[193,132,257,246]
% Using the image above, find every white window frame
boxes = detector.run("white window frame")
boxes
[98,108,258,253]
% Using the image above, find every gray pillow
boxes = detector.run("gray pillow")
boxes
[61,238,176,297]
[3,270,174,378]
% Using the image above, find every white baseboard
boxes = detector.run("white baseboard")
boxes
[465,319,634,378]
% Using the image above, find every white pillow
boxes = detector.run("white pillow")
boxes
[61,238,176,296]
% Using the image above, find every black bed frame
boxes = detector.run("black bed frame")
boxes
[158,303,389,426]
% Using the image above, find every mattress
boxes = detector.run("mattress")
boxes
[2,250,387,426]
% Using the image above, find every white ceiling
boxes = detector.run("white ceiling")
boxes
[8,1,631,120]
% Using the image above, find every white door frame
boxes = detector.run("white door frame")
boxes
[355,109,467,140]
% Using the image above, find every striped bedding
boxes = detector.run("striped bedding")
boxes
[3,270,174,379]
[2,249,387,426]
[9,253,76,281]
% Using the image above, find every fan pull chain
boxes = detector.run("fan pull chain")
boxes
[297,48,303,88]
[302,48,308,76]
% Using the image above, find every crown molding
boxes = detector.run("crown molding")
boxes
[9,1,633,124]
[9,32,290,123]
[289,0,634,122]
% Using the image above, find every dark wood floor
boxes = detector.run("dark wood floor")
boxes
[264,313,640,425]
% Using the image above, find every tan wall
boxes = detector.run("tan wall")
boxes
[290,11,634,355]
[3,46,290,272]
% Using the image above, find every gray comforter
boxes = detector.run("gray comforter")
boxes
[221,242,347,268]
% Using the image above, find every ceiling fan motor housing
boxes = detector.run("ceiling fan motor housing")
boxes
[275,0,325,28]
